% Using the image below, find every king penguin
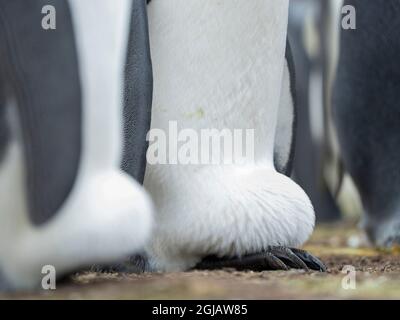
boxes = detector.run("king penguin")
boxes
[0,0,153,290]
[143,0,325,272]
[333,0,400,247]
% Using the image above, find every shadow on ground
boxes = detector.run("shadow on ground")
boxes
[2,222,400,299]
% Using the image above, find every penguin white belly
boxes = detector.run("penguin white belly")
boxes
[145,0,315,271]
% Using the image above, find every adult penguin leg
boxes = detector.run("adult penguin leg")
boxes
[197,45,325,272]
[145,0,325,272]
[0,0,152,290]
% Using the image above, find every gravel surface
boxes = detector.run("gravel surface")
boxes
[2,222,400,299]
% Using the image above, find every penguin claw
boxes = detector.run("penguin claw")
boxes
[91,254,150,274]
[289,248,327,272]
[196,246,326,272]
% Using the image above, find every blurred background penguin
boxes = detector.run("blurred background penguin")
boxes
[290,0,400,249]
[288,0,363,225]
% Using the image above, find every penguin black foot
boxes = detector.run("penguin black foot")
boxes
[196,247,326,272]
[91,254,150,274]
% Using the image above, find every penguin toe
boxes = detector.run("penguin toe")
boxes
[91,254,150,274]
[195,246,326,272]
[289,248,327,271]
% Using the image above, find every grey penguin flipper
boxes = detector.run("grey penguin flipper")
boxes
[0,88,8,162]
[274,39,297,176]
[122,0,153,184]
[0,0,82,226]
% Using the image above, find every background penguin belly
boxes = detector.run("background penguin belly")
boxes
[145,0,323,272]
[333,0,400,246]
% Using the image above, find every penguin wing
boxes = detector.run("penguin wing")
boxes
[121,0,153,184]
[274,39,297,176]
[0,0,82,226]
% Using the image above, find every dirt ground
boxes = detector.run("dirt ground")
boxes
[2,221,400,300]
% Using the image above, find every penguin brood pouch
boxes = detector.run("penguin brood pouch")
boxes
[0,0,153,290]
[142,0,325,272]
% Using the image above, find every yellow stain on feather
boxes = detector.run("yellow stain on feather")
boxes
[185,108,205,119]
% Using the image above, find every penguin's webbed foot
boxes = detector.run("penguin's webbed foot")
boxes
[195,246,326,272]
